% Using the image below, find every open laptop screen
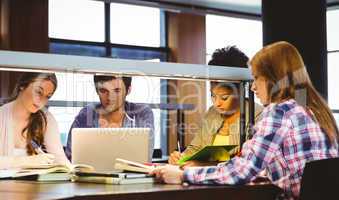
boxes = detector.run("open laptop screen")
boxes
[72,128,150,172]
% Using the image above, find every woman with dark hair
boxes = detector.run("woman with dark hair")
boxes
[168,46,262,166]
[152,41,339,199]
[0,72,70,169]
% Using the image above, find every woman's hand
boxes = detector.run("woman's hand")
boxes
[150,165,184,184]
[21,154,55,165]
[168,151,182,165]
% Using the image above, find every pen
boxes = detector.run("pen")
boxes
[177,140,181,153]
[31,140,45,154]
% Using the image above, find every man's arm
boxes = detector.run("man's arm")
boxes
[65,114,82,161]
[137,105,154,161]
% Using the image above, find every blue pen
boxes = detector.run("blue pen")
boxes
[30,140,45,154]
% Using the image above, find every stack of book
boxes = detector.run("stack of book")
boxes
[73,171,155,184]
[0,163,94,182]
[73,158,160,184]
[177,145,238,165]
[0,158,161,184]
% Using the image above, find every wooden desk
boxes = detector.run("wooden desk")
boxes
[0,180,282,200]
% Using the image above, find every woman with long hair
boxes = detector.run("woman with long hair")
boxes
[151,41,339,199]
[0,72,70,169]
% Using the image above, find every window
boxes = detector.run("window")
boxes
[49,72,98,138]
[205,14,262,108]
[328,53,339,109]
[49,0,105,42]
[327,9,339,52]
[110,3,161,47]
[206,15,262,60]
[327,9,339,125]
[48,1,167,152]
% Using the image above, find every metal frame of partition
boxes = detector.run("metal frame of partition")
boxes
[239,81,255,149]
[0,50,254,154]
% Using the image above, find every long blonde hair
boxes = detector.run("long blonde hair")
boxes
[250,41,338,143]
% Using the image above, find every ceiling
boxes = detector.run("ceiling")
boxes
[104,0,339,16]
[147,0,262,15]
[160,0,339,13]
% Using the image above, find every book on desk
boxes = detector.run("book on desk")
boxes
[0,158,159,184]
[73,171,155,185]
[114,158,161,173]
[0,163,94,182]
[178,145,238,165]
[72,158,161,185]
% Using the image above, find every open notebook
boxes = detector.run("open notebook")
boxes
[72,158,160,185]
[177,145,238,165]
[0,163,94,181]
[114,158,161,173]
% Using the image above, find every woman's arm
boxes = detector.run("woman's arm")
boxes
[0,154,55,169]
[183,105,286,185]
[0,156,23,169]
[44,112,71,165]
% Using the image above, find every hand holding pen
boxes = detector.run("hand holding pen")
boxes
[168,141,183,165]
[31,140,45,154]
[29,140,55,165]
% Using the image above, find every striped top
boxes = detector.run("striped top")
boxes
[184,99,339,199]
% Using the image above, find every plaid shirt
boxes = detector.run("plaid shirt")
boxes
[183,99,339,199]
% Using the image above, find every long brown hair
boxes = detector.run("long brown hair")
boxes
[10,72,58,155]
[250,41,338,143]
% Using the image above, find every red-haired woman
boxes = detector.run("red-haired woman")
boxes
[151,41,339,199]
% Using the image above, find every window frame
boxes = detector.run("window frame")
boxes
[327,6,339,120]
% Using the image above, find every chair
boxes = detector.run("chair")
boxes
[299,157,339,200]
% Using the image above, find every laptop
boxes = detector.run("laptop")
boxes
[71,128,150,172]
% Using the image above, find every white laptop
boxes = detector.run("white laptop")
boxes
[71,128,150,172]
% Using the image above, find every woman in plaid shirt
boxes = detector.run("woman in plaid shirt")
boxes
[151,41,339,199]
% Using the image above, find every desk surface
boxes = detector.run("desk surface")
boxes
[0,180,282,200]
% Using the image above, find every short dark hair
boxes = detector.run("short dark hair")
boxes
[209,46,248,91]
[93,75,132,91]
[208,46,249,68]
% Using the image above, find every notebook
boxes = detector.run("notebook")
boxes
[177,145,238,165]
[73,171,155,185]
[114,158,161,173]
[0,163,94,182]
[72,128,150,172]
